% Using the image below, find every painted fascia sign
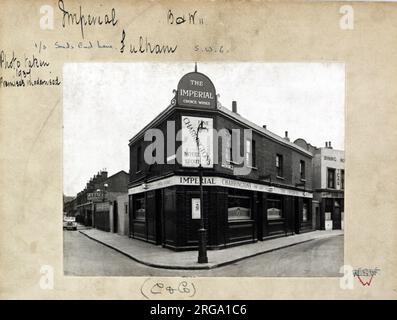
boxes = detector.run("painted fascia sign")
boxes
[129,175,313,199]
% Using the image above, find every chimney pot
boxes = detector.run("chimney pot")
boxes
[263,125,267,129]
[232,101,237,113]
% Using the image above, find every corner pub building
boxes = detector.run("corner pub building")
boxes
[128,68,314,251]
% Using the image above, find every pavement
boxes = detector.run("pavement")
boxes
[78,228,343,270]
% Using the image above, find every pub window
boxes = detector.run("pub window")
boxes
[136,145,142,172]
[228,195,251,220]
[276,154,283,177]
[245,139,252,167]
[302,202,308,222]
[225,129,233,163]
[133,194,146,220]
[252,140,256,167]
[327,168,336,189]
[341,169,345,189]
[267,198,282,220]
[300,160,306,180]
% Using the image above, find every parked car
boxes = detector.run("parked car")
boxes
[63,216,77,231]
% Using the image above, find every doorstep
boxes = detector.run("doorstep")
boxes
[79,229,343,270]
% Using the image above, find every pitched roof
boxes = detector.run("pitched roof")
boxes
[217,105,312,157]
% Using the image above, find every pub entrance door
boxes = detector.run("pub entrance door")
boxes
[155,189,163,245]
[86,209,92,226]
[113,201,118,233]
[294,198,300,234]
[333,200,342,230]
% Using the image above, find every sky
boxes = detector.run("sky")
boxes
[63,62,345,196]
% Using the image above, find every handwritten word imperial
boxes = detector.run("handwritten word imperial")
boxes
[58,0,118,39]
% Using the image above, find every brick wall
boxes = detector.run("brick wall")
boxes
[129,106,313,191]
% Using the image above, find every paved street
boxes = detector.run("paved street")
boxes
[64,230,343,277]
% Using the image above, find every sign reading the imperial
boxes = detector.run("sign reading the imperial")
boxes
[181,116,213,168]
[177,72,216,108]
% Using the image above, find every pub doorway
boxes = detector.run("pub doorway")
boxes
[155,189,163,245]
[256,196,263,240]
[113,201,118,233]
[86,209,92,226]
[333,200,342,230]
[294,198,300,234]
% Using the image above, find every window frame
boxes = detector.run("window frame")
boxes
[276,154,284,177]
[266,198,283,220]
[225,129,233,163]
[227,194,252,221]
[252,140,256,168]
[327,167,336,189]
[133,194,146,221]
[245,139,252,167]
[136,145,142,172]
[341,169,345,190]
[302,202,308,222]
[300,160,306,180]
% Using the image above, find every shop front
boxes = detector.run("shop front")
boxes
[128,175,312,251]
[318,190,344,230]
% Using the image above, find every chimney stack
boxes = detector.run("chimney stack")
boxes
[263,125,267,129]
[232,101,237,113]
[284,131,290,141]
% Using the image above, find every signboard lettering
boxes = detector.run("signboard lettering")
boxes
[177,72,216,108]
[181,116,213,168]
[87,191,105,201]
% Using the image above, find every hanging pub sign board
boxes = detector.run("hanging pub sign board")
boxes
[181,115,214,168]
[177,72,217,109]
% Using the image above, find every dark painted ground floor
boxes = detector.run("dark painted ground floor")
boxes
[129,184,317,251]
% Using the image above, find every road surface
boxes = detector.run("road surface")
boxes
[64,230,343,277]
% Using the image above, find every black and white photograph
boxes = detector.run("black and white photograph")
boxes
[63,62,345,277]
[3,0,397,303]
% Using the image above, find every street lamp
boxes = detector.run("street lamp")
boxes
[196,120,208,263]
